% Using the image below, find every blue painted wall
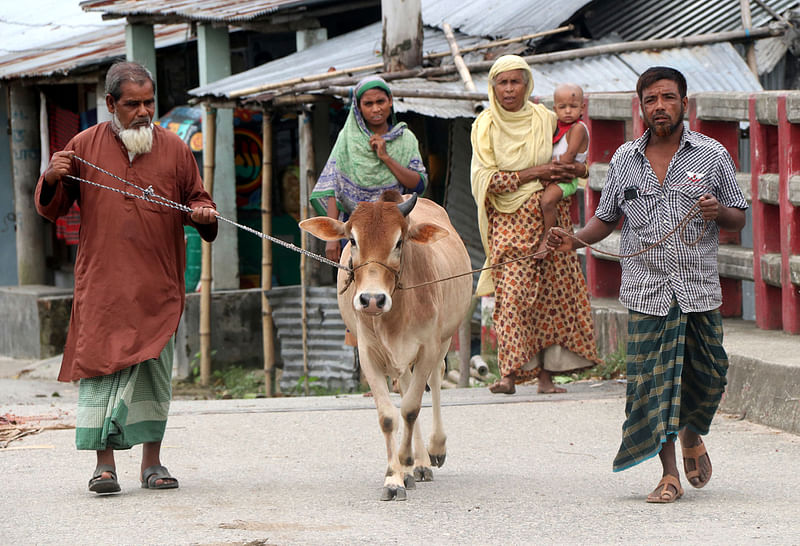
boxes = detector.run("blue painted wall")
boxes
[0,88,19,286]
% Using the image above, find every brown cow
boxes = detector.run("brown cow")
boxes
[300,191,472,500]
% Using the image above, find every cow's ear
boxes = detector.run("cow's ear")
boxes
[407,223,449,245]
[299,217,346,241]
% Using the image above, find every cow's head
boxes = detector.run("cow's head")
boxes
[299,191,449,315]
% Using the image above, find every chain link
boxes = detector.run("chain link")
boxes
[69,155,349,271]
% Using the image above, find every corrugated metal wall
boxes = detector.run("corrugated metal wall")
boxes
[266,285,359,393]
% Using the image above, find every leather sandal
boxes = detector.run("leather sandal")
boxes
[682,438,712,488]
[646,474,684,503]
[141,465,179,490]
[88,464,121,494]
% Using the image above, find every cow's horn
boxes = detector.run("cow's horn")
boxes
[397,193,417,217]
[340,194,358,216]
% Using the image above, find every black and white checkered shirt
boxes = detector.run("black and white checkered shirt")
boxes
[595,128,748,316]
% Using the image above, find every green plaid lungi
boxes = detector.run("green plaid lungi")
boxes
[75,338,174,451]
[613,299,728,472]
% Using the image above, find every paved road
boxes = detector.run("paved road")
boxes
[2,373,799,546]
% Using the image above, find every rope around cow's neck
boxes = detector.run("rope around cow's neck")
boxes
[66,155,348,272]
[397,204,708,291]
[65,155,707,291]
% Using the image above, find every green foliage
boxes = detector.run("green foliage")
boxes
[572,341,627,381]
[288,374,335,396]
[212,366,265,399]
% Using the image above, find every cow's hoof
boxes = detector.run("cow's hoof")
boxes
[380,485,407,501]
[414,466,434,482]
[429,452,447,468]
[404,473,416,489]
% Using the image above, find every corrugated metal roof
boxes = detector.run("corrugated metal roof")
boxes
[189,22,489,101]
[190,17,761,118]
[0,24,191,80]
[422,0,592,39]
[0,0,119,56]
[585,0,799,41]
[80,0,347,23]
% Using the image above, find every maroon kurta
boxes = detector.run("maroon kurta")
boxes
[35,122,217,381]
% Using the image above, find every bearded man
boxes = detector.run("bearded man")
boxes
[35,61,218,494]
[547,66,747,503]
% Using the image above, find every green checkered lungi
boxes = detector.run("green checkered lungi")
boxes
[75,339,174,451]
[612,299,728,472]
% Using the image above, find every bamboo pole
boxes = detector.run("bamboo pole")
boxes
[261,109,275,397]
[249,26,786,100]
[199,104,216,387]
[442,21,482,114]
[740,0,759,75]
[322,87,488,101]
[752,0,791,24]
[298,108,314,396]
[229,25,575,99]
[443,22,477,93]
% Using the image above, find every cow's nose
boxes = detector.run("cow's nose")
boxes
[359,293,386,309]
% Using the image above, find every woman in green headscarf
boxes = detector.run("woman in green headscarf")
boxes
[310,75,427,262]
[471,55,599,395]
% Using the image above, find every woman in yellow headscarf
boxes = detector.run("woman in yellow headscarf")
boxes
[471,55,599,394]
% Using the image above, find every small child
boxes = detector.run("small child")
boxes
[538,83,589,256]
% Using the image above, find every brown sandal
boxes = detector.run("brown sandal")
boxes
[682,438,712,488]
[646,475,684,503]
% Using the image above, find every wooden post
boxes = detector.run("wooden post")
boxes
[298,107,315,395]
[199,104,216,386]
[381,0,423,71]
[261,110,275,396]
[739,0,759,76]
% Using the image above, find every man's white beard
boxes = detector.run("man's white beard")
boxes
[112,112,153,155]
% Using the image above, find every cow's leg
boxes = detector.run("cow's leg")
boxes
[397,356,436,484]
[427,348,448,470]
[360,351,407,501]
[396,371,427,485]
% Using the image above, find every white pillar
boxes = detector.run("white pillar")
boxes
[197,23,238,290]
[9,85,46,285]
[125,23,159,116]
[96,80,112,124]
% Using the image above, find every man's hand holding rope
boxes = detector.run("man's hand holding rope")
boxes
[545,192,746,258]
[43,150,76,186]
[44,149,219,225]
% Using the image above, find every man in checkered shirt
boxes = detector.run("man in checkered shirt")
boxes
[547,66,747,504]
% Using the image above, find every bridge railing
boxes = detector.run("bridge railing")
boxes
[578,91,800,335]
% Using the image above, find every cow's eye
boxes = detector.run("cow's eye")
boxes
[349,237,357,248]
[394,239,403,250]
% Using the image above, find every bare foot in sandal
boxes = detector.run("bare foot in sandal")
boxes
[646,473,684,503]
[489,374,516,394]
[679,430,712,488]
[537,369,566,394]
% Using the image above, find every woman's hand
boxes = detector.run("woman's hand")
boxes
[325,240,342,263]
[518,161,574,185]
[369,134,389,161]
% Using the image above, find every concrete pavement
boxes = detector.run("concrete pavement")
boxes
[2,373,800,545]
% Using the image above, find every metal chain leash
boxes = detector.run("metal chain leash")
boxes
[64,155,708,290]
[68,155,348,271]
